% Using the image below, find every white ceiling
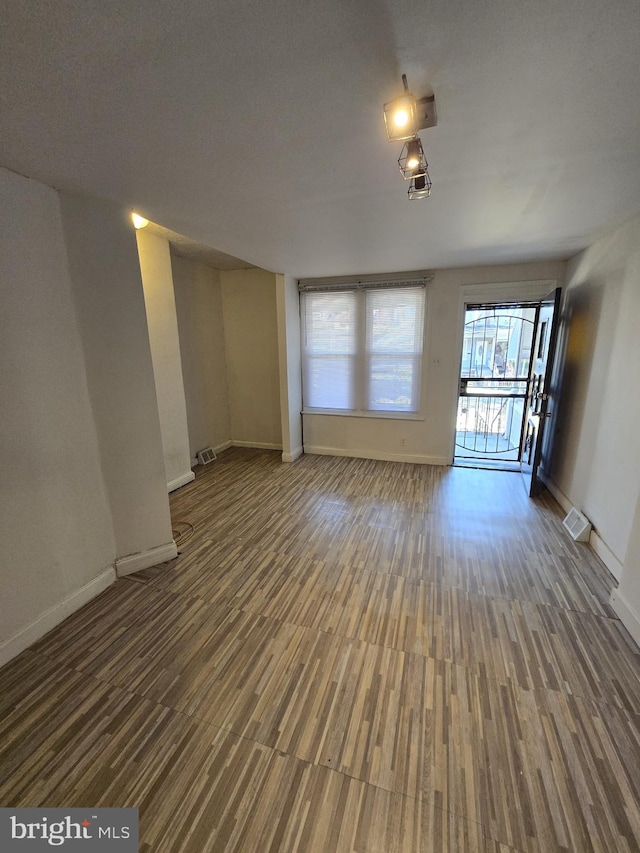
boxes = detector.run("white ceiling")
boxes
[146,221,255,270]
[2,0,640,277]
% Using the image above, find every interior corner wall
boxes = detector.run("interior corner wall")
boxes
[220,268,282,449]
[171,255,231,459]
[136,230,193,491]
[59,193,175,567]
[276,274,303,462]
[548,214,640,584]
[0,167,116,664]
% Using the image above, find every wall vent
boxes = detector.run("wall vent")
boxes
[196,447,217,465]
[562,508,591,542]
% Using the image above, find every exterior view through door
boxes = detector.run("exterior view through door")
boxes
[455,289,561,492]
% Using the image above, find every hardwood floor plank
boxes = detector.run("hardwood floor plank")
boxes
[1,448,638,852]
[0,651,500,852]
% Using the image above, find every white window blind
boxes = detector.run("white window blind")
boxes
[301,284,425,414]
[302,291,357,409]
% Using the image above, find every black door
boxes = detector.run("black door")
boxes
[520,287,562,496]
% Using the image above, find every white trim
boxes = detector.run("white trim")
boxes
[192,440,232,467]
[302,409,425,421]
[232,440,283,451]
[0,567,116,668]
[610,589,640,648]
[115,541,178,577]
[282,446,304,463]
[304,444,449,466]
[167,471,195,492]
[459,279,558,304]
[540,473,623,581]
[538,471,573,514]
[590,530,623,582]
[298,269,433,290]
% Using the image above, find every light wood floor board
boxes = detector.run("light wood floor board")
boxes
[2,447,639,851]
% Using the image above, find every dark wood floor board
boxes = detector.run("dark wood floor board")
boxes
[2,448,638,852]
[135,541,632,714]
[166,449,613,613]
[221,554,640,711]
[0,650,504,852]
[31,595,634,851]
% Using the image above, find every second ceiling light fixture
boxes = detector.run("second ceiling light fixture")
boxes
[383,75,436,200]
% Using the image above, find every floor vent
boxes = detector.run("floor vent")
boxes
[196,447,217,465]
[562,508,591,542]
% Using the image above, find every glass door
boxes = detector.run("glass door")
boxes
[455,304,537,466]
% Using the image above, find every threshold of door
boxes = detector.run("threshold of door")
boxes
[453,458,521,473]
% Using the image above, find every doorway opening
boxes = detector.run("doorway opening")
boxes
[454,302,537,470]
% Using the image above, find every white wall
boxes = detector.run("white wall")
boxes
[172,255,231,459]
[221,269,282,449]
[303,261,566,463]
[59,193,176,576]
[0,168,116,664]
[136,230,194,491]
[276,274,303,462]
[611,493,640,646]
[547,215,640,635]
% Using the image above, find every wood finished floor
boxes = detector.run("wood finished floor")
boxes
[1,448,640,852]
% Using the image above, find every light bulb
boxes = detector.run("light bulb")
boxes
[406,140,420,169]
[132,213,149,230]
[394,109,409,128]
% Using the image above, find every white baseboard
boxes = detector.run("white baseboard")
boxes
[115,540,178,577]
[590,530,623,582]
[0,567,116,668]
[610,589,640,648]
[232,440,283,451]
[540,473,623,582]
[538,472,573,514]
[167,471,195,492]
[282,446,304,463]
[304,444,449,466]
[191,441,233,467]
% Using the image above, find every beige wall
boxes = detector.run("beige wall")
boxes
[221,269,282,448]
[172,255,231,458]
[546,215,640,640]
[137,230,193,491]
[276,274,303,462]
[303,261,566,463]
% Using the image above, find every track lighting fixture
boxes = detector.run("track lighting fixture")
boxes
[384,75,436,199]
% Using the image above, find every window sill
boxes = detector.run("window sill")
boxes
[302,409,425,421]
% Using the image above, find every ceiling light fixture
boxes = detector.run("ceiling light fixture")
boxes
[398,137,427,180]
[384,75,437,200]
[383,75,437,142]
[131,212,149,229]
[408,168,432,200]
[383,75,418,142]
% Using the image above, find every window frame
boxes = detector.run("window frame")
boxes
[300,278,429,418]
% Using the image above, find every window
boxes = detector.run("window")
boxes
[301,284,425,414]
